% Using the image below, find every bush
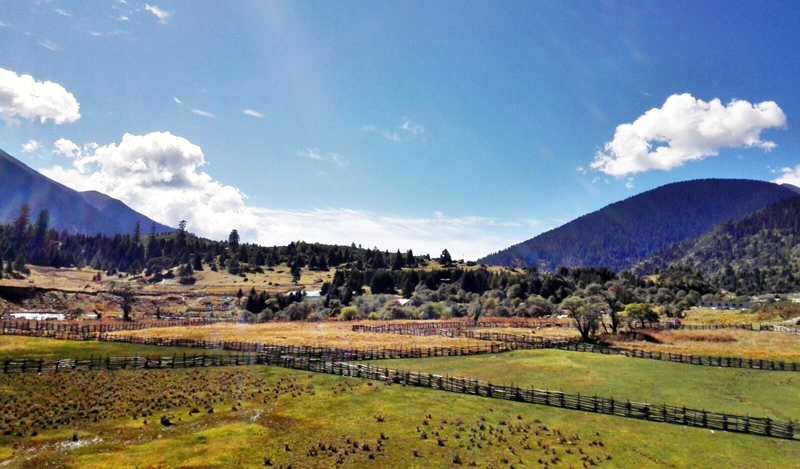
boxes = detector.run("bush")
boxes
[339,306,360,321]
[367,312,380,320]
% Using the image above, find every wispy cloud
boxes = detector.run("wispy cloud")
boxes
[297,148,347,167]
[191,108,215,118]
[54,9,71,18]
[400,119,424,134]
[0,21,10,28]
[243,109,264,118]
[364,118,426,143]
[144,4,170,24]
[118,15,130,21]
[297,148,323,160]
[37,40,60,52]
[173,97,182,105]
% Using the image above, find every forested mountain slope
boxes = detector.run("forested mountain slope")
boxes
[0,149,172,236]
[635,196,800,295]
[479,179,798,271]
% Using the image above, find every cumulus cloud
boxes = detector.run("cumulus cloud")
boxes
[52,138,81,158]
[774,166,800,187]
[21,140,40,153]
[591,93,786,176]
[42,131,523,259]
[0,68,81,125]
[144,4,170,24]
[243,109,264,118]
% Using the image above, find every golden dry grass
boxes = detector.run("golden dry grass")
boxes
[109,321,499,350]
[681,305,800,326]
[609,329,800,361]
[473,326,581,339]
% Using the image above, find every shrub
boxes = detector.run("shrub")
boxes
[339,306,360,321]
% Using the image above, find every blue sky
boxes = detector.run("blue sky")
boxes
[1,1,800,260]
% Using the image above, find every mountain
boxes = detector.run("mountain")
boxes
[781,183,800,194]
[634,196,800,294]
[479,179,799,272]
[0,148,173,236]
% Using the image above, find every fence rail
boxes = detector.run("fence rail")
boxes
[0,318,228,336]
[1,352,257,374]
[557,342,800,372]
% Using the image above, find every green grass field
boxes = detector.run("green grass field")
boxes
[374,349,800,421]
[0,338,799,468]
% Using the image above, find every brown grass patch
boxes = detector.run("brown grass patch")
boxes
[608,328,800,361]
[109,321,498,350]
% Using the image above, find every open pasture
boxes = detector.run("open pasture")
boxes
[1,364,798,468]
[607,328,800,362]
[107,321,500,350]
[374,349,800,422]
[0,335,203,360]
[682,304,800,326]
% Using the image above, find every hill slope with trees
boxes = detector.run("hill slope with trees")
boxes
[634,196,800,295]
[479,179,798,272]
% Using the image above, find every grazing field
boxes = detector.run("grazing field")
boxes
[474,327,581,340]
[0,365,798,468]
[374,349,800,421]
[607,329,800,362]
[682,304,800,326]
[107,322,499,350]
[0,335,203,359]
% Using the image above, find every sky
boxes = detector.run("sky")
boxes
[1,1,800,260]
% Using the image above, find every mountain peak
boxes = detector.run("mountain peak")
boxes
[479,178,798,271]
[0,148,173,236]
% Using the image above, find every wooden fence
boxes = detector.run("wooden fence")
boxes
[259,353,798,441]
[1,352,257,374]
[0,318,226,337]
[98,333,520,361]
[556,342,800,372]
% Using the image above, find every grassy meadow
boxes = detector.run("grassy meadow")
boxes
[0,335,214,360]
[375,349,800,422]
[1,362,799,469]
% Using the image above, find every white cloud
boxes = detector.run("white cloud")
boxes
[173,97,182,104]
[0,21,9,28]
[296,148,347,167]
[400,119,424,134]
[52,138,82,158]
[144,4,170,24]
[0,68,80,126]
[625,177,634,189]
[774,166,800,187]
[364,119,425,143]
[591,93,787,176]
[54,9,71,17]
[243,109,264,118]
[118,15,129,21]
[42,132,525,259]
[37,40,60,52]
[297,148,323,160]
[21,139,40,153]
[191,108,215,118]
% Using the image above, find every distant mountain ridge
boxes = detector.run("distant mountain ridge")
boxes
[479,179,799,272]
[0,148,173,236]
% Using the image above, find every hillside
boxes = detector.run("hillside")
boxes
[479,179,798,271]
[634,196,800,295]
[0,149,172,236]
